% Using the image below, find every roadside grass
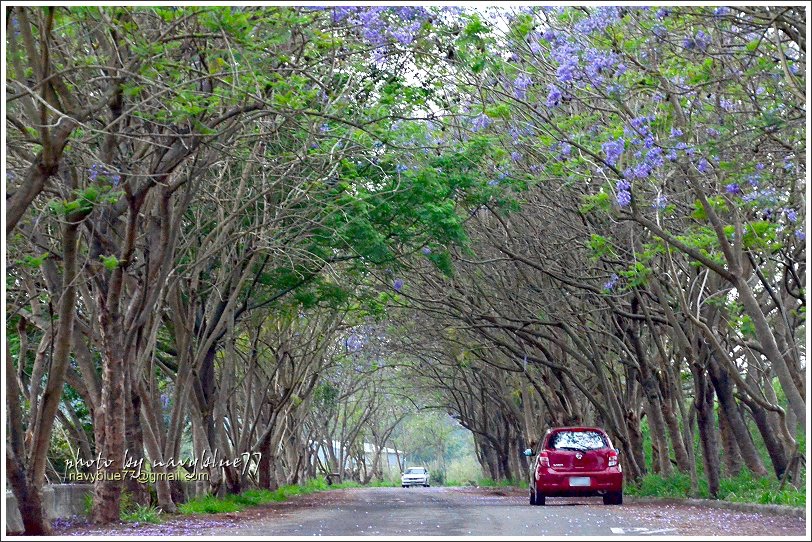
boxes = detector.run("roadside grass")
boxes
[368,478,399,487]
[636,412,805,508]
[83,491,165,523]
[121,504,163,524]
[475,477,528,489]
[625,470,806,508]
[178,478,364,515]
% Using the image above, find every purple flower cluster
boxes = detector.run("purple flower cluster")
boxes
[742,187,777,205]
[616,180,632,207]
[88,163,121,186]
[551,41,580,83]
[584,50,623,84]
[393,278,404,292]
[472,113,492,132]
[696,158,712,173]
[574,7,622,35]
[603,273,619,291]
[514,73,532,100]
[652,194,668,210]
[725,183,741,194]
[331,7,430,56]
[694,30,711,50]
[602,138,625,166]
[546,84,563,107]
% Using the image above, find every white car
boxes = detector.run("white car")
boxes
[401,467,430,487]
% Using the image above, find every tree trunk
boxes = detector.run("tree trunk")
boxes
[707,356,768,477]
[6,450,50,535]
[692,363,721,497]
[717,404,743,477]
[92,349,126,523]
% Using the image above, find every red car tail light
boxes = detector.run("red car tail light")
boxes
[608,451,618,467]
[539,452,550,467]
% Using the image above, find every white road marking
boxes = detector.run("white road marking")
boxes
[611,527,678,535]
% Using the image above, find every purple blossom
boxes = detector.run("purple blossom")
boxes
[682,36,695,50]
[784,209,797,223]
[530,40,542,54]
[603,273,619,291]
[652,194,668,210]
[393,278,404,292]
[332,6,356,23]
[616,180,631,192]
[707,128,720,137]
[725,183,741,194]
[666,150,678,162]
[584,49,620,83]
[795,229,805,241]
[602,138,625,166]
[559,143,572,157]
[756,163,765,170]
[422,246,432,255]
[697,158,711,173]
[546,84,563,107]
[742,188,777,205]
[471,113,492,132]
[656,8,670,19]
[624,163,652,179]
[714,7,730,16]
[695,30,711,50]
[89,164,101,182]
[514,73,532,99]
[511,151,522,162]
[551,42,580,83]
[616,190,632,207]
[574,7,621,35]
[747,173,760,187]
[670,127,683,138]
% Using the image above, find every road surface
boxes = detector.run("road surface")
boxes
[53,486,806,537]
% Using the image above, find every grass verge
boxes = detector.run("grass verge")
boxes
[624,470,806,507]
[178,478,363,515]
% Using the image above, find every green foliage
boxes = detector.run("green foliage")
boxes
[626,472,805,508]
[579,191,612,215]
[179,479,363,515]
[121,504,163,524]
[99,254,121,271]
[476,477,528,489]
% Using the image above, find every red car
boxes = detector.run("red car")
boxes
[524,426,623,506]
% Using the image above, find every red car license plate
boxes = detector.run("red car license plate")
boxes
[569,477,591,487]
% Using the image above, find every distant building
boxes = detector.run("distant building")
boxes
[312,440,404,474]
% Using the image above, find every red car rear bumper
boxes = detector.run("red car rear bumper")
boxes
[535,468,623,496]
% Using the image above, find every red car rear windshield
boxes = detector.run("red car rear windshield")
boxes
[547,430,607,451]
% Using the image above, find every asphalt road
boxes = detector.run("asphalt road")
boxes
[53,486,806,537]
